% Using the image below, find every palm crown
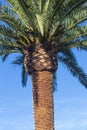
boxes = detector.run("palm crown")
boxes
[0,0,87,87]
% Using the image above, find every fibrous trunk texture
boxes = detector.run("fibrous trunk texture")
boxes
[31,71,54,130]
[24,42,58,130]
[24,43,58,74]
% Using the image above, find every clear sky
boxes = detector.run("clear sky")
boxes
[0,0,87,130]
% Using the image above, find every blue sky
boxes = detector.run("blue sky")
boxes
[0,0,87,130]
[0,50,87,130]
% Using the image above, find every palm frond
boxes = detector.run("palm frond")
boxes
[53,73,57,92]
[12,55,28,87]
[12,55,23,65]
[0,37,22,49]
[61,0,87,19]
[64,8,87,31]
[48,0,87,38]
[17,0,37,31]
[58,50,87,88]
[6,0,46,36]
[36,14,44,36]
[0,13,26,33]
[0,47,20,56]
[1,53,10,62]
[39,0,51,36]
[33,0,53,36]
[52,24,87,51]
[0,4,30,46]
[0,37,21,56]
[6,0,29,28]
[65,40,87,51]
[43,0,50,14]
[0,24,30,47]
[61,25,87,44]
[0,25,19,38]
[21,65,28,87]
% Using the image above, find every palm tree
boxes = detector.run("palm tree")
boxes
[0,0,87,130]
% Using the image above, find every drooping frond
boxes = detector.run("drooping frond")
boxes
[12,55,28,86]
[47,0,87,38]
[21,65,28,86]
[6,0,29,28]
[0,5,26,32]
[0,37,21,56]
[63,40,87,51]
[1,53,10,62]
[16,0,38,32]
[51,22,87,52]
[0,47,19,56]
[0,25,20,39]
[0,25,29,47]
[59,25,87,49]
[67,26,87,41]
[6,0,42,35]
[58,49,87,88]
[64,8,87,31]
[60,0,87,19]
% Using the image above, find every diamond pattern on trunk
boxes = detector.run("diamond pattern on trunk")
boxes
[24,43,58,74]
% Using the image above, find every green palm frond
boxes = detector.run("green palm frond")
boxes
[61,0,87,19]
[51,0,64,18]
[6,0,41,36]
[0,13,26,33]
[6,0,29,28]
[65,40,87,51]
[64,8,87,31]
[0,24,30,47]
[0,37,21,56]
[0,48,20,56]
[17,0,37,31]
[34,0,53,36]
[35,0,50,36]
[58,50,87,88]
[52,23,87,51]
[61,26,87,44]
[39,0,43,13]
[0,25,19,38]
[43,0,50,14]
[47,0,87,38]
[6,0,42,35]
[0,37,22,49]
[36,14,44,36]
[61,49,77,62]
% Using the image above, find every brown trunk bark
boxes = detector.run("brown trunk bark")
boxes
[31,71,54,130]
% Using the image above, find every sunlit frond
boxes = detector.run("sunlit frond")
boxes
[0,13,26,33]
[6,0,29,28]
[61,26,87,44]
[64,8,87,31]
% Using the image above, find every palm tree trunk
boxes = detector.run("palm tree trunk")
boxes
[31,71,54,130]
